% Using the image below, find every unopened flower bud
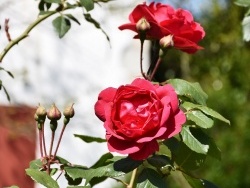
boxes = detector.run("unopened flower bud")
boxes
[159,35,174,48]
[136,17,150,32]
[47,104,61,121]
[35,104,47,122]
[63,103,75,119]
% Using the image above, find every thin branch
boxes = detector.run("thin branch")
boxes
[0,11,58,62]
[53,124,66,158]
[4,18,12,42]
[140,40,147,79]
[149,57,161,81]
[127,168,138,188]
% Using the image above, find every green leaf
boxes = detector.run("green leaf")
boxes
[235,0,250,7]
[136,168,167,188]
[52,16,71,38]
[25,169,59,188]
[164,137,206,171]
[83,13,110,43]
[180,127,209,154]
[113,157,143,173]
[2,85,11,102]
[29,159,43,169]
[74,134,106,143]
[64,163,125,185]
[207,138,221,161]
[6,186,19,188]
[65,173,82,186]
[55,156,71,165]
[44,0,61,3]
[0,67,14,78]
[242,16,250,42]
[80,0,94,11]
[38,1,52,11]
[90,153,113,168]
[65,14,81,25]
[183,174,204,188]
[183,102,230,125]
[147,155,173,169]
[186,110,214,129]
[167,79,208,105]
[201,179,219,188]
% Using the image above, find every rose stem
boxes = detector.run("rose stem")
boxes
[53,124,66,158]
[140,40,147,79]
[39,129,44,157]
[127,168,138,188]
[49,131,55,158]
[149,57,161,81]
[42,122,47,156]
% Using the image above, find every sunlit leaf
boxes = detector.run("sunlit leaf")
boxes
[29,159,43,169]
[74,134,106,143]
[167,79,208,105]
[52,16,71,38]
[186,110,214,129]
[26,169,59,188]
[235,0,250,7]
[90,153,113,169]
[64,164,125,186]
[242,16,250,42]
[180,127,209,154]
[183,102,230,125]
[136,168,166,188]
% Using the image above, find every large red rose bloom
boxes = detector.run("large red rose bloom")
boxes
[119,2,205,54]
[95,78,186,160]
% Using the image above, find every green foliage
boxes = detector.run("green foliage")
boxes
[74,134,106,143]
[80,0,94,11]
[52,16,71,38]
[136,168,167,188]
[167,79,208,105]
[26,169,60,188]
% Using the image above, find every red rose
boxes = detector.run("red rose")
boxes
[119,2,205,54]
[95,78,186,160]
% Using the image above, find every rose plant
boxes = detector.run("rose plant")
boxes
[0,1,230,188]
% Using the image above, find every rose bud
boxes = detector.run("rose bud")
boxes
[63,103,75,119]
[35,104,47,123]
[159,35,174,49]
[47,104,61,121]
[136,17,150,32]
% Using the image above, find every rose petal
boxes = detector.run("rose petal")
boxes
[158,109,186,139]
[95,87,116,121]
[107,135,142,154]
[131,78,156,91]
[129,140,159,160]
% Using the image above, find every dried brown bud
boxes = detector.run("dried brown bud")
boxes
[159,35,174,48]
[136,17,150,32]
[47,104,61,121]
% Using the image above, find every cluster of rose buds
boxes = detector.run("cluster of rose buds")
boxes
[34,103,74,173]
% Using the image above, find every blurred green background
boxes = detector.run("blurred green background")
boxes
[151,0,250,187]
